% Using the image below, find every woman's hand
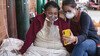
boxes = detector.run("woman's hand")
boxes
[63,32,78,45]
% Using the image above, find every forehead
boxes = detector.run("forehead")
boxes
[63,5,73,11]
[46,7,58,12]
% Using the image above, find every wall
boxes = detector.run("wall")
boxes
[0,0,7,43]
[7,0,17,38]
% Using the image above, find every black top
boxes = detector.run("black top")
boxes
[70,12,100,44]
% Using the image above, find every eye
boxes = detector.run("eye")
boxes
[47,12,52,15]
[63,10,71,13]
[54,12,58,15]
[67,10,71,12]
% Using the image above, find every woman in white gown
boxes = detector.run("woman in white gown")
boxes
[19,1,70,56]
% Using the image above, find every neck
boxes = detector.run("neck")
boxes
[73,10,81,22]
[75,10,79,18]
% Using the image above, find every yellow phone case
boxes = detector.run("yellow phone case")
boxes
[62,29,71,45]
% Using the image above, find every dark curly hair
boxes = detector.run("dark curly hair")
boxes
[44,1,60,11]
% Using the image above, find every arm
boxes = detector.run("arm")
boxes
[77,12,91,44]
[19,18,38,54]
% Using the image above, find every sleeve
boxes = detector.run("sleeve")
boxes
[19,17,38,54]
[77,12,91,44]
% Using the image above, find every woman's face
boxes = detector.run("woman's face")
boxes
[62,5,76,19]
[45,7,58,22]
